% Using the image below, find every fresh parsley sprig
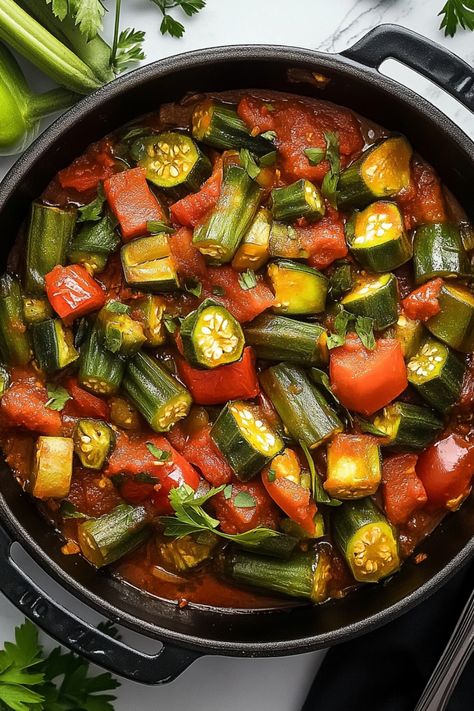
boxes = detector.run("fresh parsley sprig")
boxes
[326,310,376,351]
[439,0,474,36]
[149,0,207,38]
[45,384,71,412]
[160,484,281,548]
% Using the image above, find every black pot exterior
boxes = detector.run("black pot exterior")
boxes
[0,36,473,678]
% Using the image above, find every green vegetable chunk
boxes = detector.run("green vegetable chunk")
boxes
[268,260,328,315]
[412,223,471,284]
[78,504,151,567]
[0,274,31,365]
[244,313,328,366]
[96,300,146,356]
[73,419,115,470]
[180,299,244,369]
[31,318,78,373]
[192,100,274,155]
[407,338,465,412]
[425,282,474,353]
[271,179,325,223]
[121,233,179,291]
[373,401,443,451]
[347,201,412,272]
[342,273,398,330]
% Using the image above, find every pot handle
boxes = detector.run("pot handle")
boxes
[341,24,474,113]
[0,525,200,684]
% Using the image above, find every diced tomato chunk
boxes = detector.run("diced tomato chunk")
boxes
[170,159,222,227]
[57,139,117,193]
[202,266,274,323]
[402,278,443,322]
[68,470,124,518]
[237,95,363,182]
[1,381,61,435]
[45,265,106,325]
[211,480,280,534]
[329,335,408,416]
[261,451,317,534]
[298,209,348,269]
[169,227,208,281]
[172,424,233,487]
[103,167,165,241]
[398,160,447,230]
[382,453,427,525]
[176,348,259,405]
[62,378,109,420]
[416,433,474,511]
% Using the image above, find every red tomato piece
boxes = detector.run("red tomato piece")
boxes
[416,433,474,511]
[382,453,427,525]
[202,266,274,323]
[69,470,124,518]
[57,139,116,193]
[103,167,165,241]
[170,159,222,227]
[237,95,364,182]
[178,424,233,487]
[401,278,443,322]
[298,209,348,270]
[62,378,109,420]
[1,381,61,435]
[261,451,317,534]
[105,433,201,514]
[45,265,106,325]
[329,335,408,416]
[398,160,447,230]
[211,480,280,534]
[169,227,208,281]
[176,348,259,405]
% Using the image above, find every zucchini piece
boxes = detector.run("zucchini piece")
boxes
[347,201,412,272]
[131,132,211,193]
[333,498,400,583]
[413,223,471,285]
[271,179,325,223]
[121,233,179,292]
[78,503,151,567]
[158,531,219,572]
[180,299,244,369]
[407,338,465,412]
[0,274,31,366]
[211,401,284,480]
[324,434,381,500]
[392,313,424,360]
[25,203,77,294]
[232,208,272,271]
[259,363,343,449]
[96,301,146,357]
[22,296,52,324]
[78,324,125,395]
[133,294,167,347]
[0,365,10,399]
[122,352,192,432]
[223,545,333,602]
[425,283,474,353]
[73,419,116,470]
[192,161,261,263]
[341,273,398,330]
[30,436,74,500]
[268,222,308,260]
[244,313,328,366]
[338,136,413,210]
[280,513,325,539]
[31,318,78,373]
[192,100,274,155]
[68,214,120,274]
[268,260,328,315]
[373,401,443,451]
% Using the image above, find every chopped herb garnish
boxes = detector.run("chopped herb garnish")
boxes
[136,471,159,483]
[439,0,474,37]
[233,491,256,508]
[146,442,172,462]
[355,315,376,350]
[239,148,261,179]
[326,309,353,350]
[304,147,325,166]
[184,279,203,297]
[77,185,106,223]
[238,269,257,291]
[263,103,275,112]
[60,501,90,519]
[260,130,277,142]
[212,285,226,296]
[45,384,71,412]
[147,220,174,234]
[105,300,130,314]
[321,131,341,208]
[223,484,233,499]
[300,440,341,507]
[267,468,276,483]
[163,314,180,333]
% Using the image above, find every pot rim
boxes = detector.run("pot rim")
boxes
[1,43,473,656]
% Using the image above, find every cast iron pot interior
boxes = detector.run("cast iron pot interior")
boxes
[0,38,473,664]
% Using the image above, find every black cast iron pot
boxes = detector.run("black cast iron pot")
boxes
[0,25,473,685]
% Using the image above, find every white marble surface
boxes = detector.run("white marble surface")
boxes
[0,1,473,709]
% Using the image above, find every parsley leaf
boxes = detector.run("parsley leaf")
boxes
[163,314,180,333]
[238,269,257,291]
[304,147,325,166]
[239,148,261,179]
[112,28,146,73]
[149,0,206,38]
[267,468,276,483]
[184,279,203,297]
[161,484,282,548]
[223,484,233,499]
[147,220,174,234]
[260,130,277,142]
[70,0,106,40]
[233,491,256,508]
[439,0,474,36]
[354,315,376,350]
[146,442,172,462]
[321,131,341,208]
[45,384,71,412]
[77,185,106,223]
[326,309,353,350]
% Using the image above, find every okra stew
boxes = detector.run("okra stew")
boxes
[1,90,474,609]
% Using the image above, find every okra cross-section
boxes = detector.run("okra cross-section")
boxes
[347,201,412,272]
[259,363,343,449]
[192,100,274,155]
[180,299,244,369]
[267,260,328,315]
[407,338,465,412]
[341,273,398,330]
[373,401,443,451]
[121,233,179,292]
[211,401,284,480]
[78,324,126,395]
[232,208,272,271]
[122,352,192,432]
[324,434,382,500]
[73,419,116,470]
[271,179,325,223]
[96,301,146,357]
